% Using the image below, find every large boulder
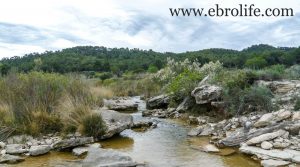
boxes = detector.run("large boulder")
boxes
[191,85,222,104]
[97,109,133,139]
[146,94,169,109]
[254,110,292,128]
[54,146,145,167]
[104,98,138,111]
[6,144,28,154]
[29,145,51,156]
[246,129,287,145]
[175,96,195,113]
[52,137,94,150]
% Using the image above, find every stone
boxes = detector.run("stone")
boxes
[187,127,202,136]
[1,150,6,155]
[273,142,290,149]
[254,113,274,128]
[6,144,28,154]
[275,110,292,122]
[246,130,287,145]
[0,142,5,149]
[254,110,292,128]
[201,144,220,153]
[292,112,300,121]
[191,85,222,104]
[146,94,169,109]
[103,98,138,111]
[55,146,145,167]
[292,155,300,163]
[175,96,195,113]
[0,154,25,164]
[29,145,51,156]
[72,147,88,156]
[261,159,290,167]
[261,141,273,150]
[199,125,214,136]
[240,145,298,161]
[97,109,133,139]
[52,137,94,150]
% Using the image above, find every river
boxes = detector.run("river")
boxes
[12,97,259,167]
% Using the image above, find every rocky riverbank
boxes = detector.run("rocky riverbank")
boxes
[143,79,300,167]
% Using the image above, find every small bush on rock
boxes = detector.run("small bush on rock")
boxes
[80,113,107,139]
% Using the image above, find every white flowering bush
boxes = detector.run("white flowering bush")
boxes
[151,58,223,104]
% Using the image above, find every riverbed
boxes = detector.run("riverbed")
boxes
[12,97,259,167]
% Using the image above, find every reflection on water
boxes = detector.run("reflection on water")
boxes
[11,151,79,167]
[100,135,134,150]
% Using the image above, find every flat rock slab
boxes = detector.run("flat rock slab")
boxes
[6,144,28,154]
[52,137,94,150]
[29,145,51,156]
[246,130,286,145]
[104,99,138,111]
[240,145,300,161]
[261,159,290,167]
[98,109,133,139]
[0,154,25,164]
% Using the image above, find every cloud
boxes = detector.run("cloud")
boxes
[0,0,300,58]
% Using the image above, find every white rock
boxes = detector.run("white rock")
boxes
[261,141,273,150]
[246,130,287,145]
[292,112,300,121]
[72,147,88,156]
[0,142,5,148]
[6,144,28,154]
[240,145,294,160]
[202,144,219,153]
[261,159,290,167]
[254,113,273,127]
[29,145,51,156]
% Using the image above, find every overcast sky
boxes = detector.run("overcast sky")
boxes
[0,0,299,58]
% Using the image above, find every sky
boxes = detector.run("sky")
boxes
[0,0,300,58]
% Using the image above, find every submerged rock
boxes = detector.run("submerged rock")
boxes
[191,84,222,104]
[0,154,25,164]
[29,145,51,156]
[98,109,133,139]
[201,144,220,153]
[146,94,169,109]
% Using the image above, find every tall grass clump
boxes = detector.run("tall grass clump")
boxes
[0,72,106,139]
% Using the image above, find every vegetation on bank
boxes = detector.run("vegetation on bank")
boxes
[0,44,300,77]
[0,72,107,140]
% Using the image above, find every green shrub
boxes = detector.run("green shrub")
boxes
[81,113,107,139]
[295,97,300,111]
[167,70,203,104]
[245,56,268,69]
[285,65,300,79]
[255,65,285,80]
[213,69,255,89]
[223,85,273,115]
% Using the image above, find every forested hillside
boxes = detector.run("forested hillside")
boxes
[0,44,299,76]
